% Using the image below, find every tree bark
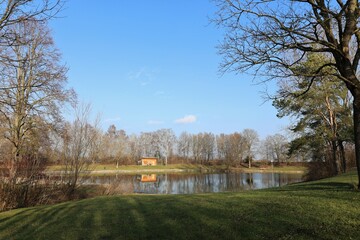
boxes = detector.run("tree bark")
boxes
[338,140,346,173]
[331,140,339,175]
[353,97,360,189]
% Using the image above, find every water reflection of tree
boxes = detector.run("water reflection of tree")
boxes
[81,175,135,194]
[78,172,303,195]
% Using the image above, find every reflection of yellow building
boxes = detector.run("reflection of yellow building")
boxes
[140,157,158,166]
[139,174,157,182]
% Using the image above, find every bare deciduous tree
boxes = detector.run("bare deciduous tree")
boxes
[154,129,176,165]
[192,134,202,164]
[101,125,128,167]
[263,134,289,163]
[0,19,74,182]
[62,103,99,196]
[216,133,227,161]
[201,132,216,164]
[0,0,64,48]
[127,134,141,164]
[139,132,156,158]
[177,131,192,163]
[216,132,245,168]
[242,128,259,168]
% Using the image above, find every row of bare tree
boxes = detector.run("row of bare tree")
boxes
[64,125,291,168]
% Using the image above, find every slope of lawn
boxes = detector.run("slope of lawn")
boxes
[0,172,359,240]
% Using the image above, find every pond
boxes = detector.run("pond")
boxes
[82,172,303,194]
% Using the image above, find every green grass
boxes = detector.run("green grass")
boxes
[0,172,358,240]
[233,165,307,173]
[92,163,207,171]
[47,163,224,171]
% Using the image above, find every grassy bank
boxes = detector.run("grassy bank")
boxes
[0,172,358,239]
[47,163,307,174]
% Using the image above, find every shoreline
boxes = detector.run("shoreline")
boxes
[47,166,306,175]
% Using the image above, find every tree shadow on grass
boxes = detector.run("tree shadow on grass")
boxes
[281,182,357,192]
[0,191,359,240]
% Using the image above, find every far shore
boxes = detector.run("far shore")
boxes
[46,163,307,175]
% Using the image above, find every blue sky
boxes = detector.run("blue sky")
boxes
[50,1,289,139]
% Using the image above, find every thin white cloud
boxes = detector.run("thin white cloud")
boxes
[141,81,150,86]
[154,91,165,96]
[128,67,160,87]
[175,115,197,124]
[147,120,164,125]
[104,117,122,122]
[128,68,145,80]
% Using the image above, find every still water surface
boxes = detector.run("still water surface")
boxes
[82,172,303,194]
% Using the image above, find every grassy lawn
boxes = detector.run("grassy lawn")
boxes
[91,163,209,171]
[47,163,226,172]
[0,172,358,240]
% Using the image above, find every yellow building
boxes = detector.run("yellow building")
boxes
[140,157,158,166]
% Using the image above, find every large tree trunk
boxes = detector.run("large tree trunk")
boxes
[353,97,360,189]
[331,140,339,175]
[338,140,346,173]
[9,147,21,185]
